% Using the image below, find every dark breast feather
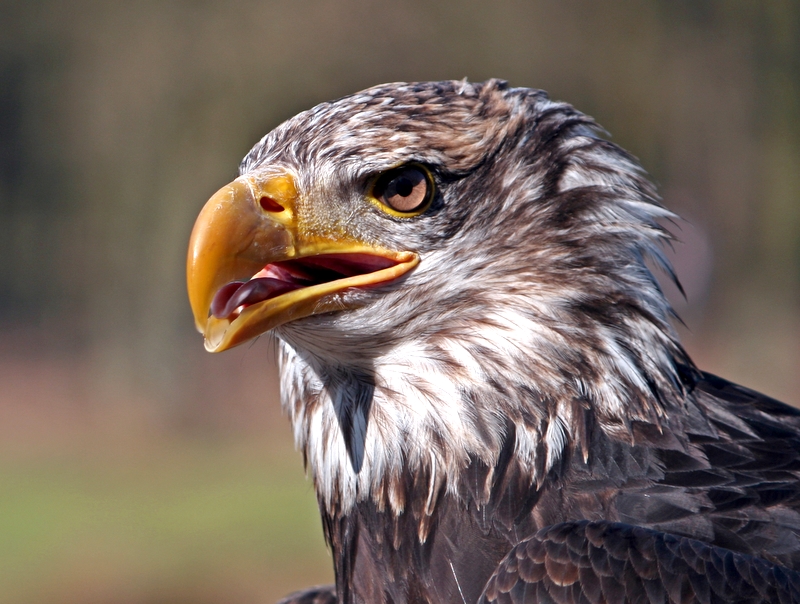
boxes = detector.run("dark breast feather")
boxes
[322,467,517,604]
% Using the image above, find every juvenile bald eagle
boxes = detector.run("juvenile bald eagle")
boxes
[187,80,800,604]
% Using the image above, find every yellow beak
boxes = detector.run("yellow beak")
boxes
[187,172,418,352]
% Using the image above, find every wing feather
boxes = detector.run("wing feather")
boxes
[480,521,800,604]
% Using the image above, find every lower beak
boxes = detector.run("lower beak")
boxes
[186,172,418,352]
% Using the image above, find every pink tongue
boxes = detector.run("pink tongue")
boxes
[210,278,302,319]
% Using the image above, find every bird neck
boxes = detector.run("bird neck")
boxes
[276,305,691,522]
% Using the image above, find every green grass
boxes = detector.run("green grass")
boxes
[0,438,333,604]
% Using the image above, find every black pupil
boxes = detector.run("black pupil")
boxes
[394,176,413,197]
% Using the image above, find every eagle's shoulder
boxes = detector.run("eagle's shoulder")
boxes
[604,371,800,566]
[693,371,800,432]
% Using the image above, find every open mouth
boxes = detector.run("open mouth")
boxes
[210,253,404,321]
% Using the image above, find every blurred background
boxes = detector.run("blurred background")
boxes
[0,1,798,602]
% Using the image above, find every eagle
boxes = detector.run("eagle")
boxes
[186,80,800,604]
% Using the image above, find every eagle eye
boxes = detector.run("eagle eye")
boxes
[372,165,433,215]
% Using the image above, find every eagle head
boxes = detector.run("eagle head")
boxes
[187,79,690,517]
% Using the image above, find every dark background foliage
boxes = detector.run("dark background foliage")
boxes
[0,1,797,602]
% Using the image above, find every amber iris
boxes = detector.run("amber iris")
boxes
[373,165,432,213]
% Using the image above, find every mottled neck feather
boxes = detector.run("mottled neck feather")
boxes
[277,298,691,523]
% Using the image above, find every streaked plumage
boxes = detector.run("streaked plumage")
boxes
[188,80,800,604]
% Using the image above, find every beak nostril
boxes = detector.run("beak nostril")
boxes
[259,196,284,213]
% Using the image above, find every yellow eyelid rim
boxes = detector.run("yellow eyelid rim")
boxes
[366,163,435,218]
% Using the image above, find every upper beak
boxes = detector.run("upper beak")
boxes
[187,171,418,352]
